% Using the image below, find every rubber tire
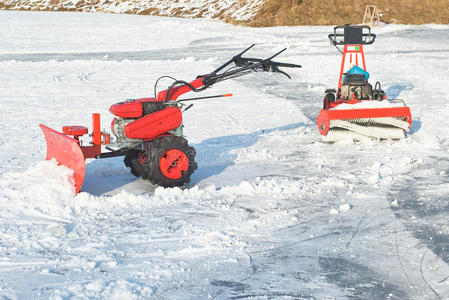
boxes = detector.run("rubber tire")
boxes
[144,136,197,187]
[124,154,146,178]
[323,93,335,109]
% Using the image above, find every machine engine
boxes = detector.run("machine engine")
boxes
[339,73,385,101]
[111,117,138,146]
[109,99,183,148]
[340,74,372,100]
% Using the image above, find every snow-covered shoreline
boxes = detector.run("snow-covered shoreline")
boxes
[1,0,264,22]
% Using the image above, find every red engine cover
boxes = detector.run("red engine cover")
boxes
[109,98,163,118]
[124,107,182,140]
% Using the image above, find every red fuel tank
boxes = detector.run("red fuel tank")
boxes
[109,98,162,119]
[124,107,182,140]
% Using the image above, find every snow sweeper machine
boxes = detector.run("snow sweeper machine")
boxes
[317,24,412,141]
[39,45,301,193]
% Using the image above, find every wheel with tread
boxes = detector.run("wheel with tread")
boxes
[124,152,147,178]
[144,136,197,187]
[323,93,335,109]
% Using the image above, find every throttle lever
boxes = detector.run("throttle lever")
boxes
[268,64,291,79]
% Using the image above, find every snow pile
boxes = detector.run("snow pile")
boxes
[0,159,75,220]
[1,0,264,21]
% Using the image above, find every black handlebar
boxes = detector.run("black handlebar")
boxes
[233,54,301,79]
[157,45,301,101]
[328,24,376,45]
[203,45,301,84]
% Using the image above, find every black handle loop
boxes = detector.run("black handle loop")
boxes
[328,24,376,45]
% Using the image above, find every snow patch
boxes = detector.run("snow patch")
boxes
[339,203,352,213]
[0,159,75,220]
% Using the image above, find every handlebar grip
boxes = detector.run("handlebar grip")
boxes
[362,33,376,44]
[273,62,302,68]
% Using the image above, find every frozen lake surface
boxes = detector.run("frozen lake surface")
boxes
[1,11,449,299]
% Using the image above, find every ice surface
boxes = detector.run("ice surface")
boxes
[1,11,449,299]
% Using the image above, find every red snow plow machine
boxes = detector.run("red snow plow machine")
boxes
[317,25,412,142]
[40,45,301,193]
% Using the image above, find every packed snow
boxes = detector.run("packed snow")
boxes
[1,10,449,299]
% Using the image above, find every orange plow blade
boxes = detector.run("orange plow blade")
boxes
[317,102,412,142]
[39,124,86,193]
